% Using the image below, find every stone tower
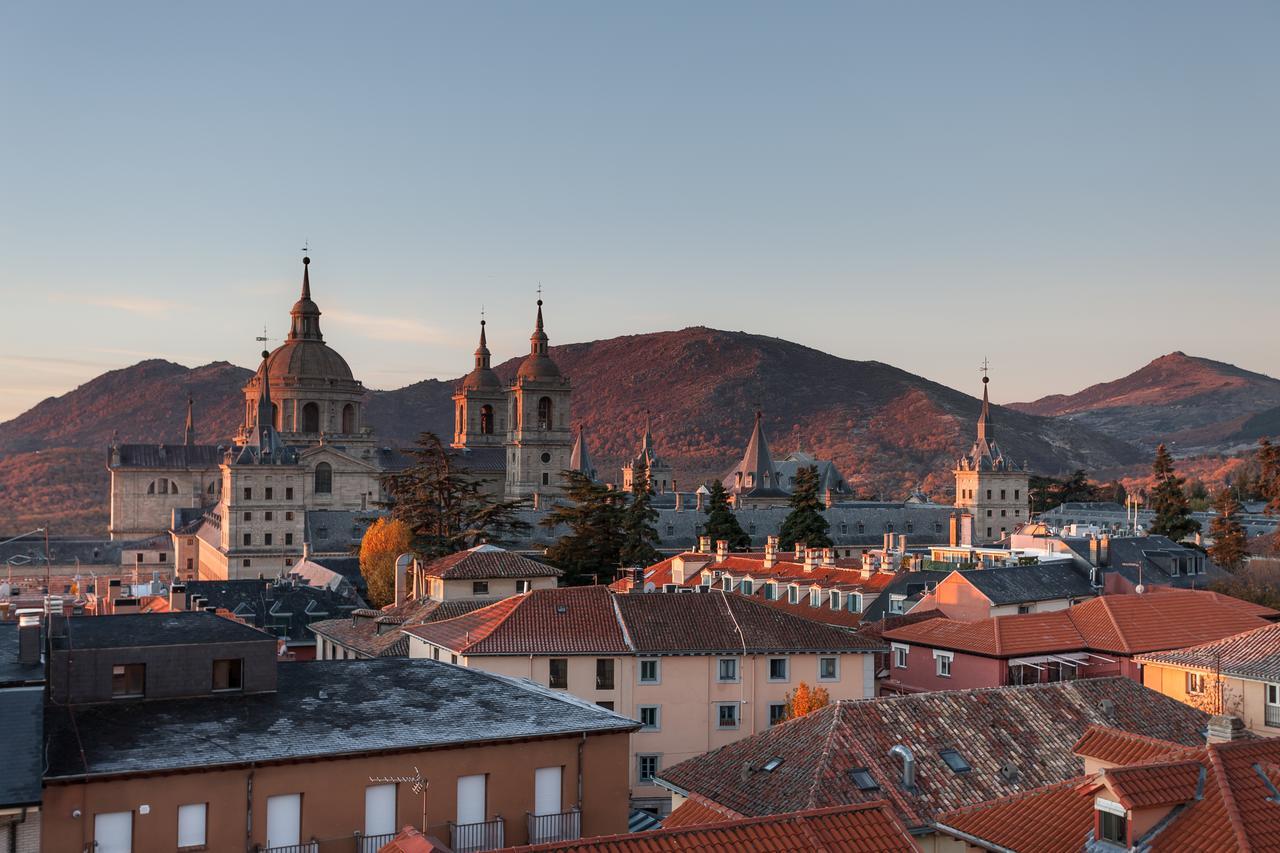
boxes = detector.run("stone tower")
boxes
[505,300,573,498]
[954,373,1030,544]
[452,319,507,449]
[622,414,674,494]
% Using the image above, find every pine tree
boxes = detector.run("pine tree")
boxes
[381,432,531,557]
[1147,444,1201,542]
[619,459,661,568]
[701,480,751,550]
[359,517,414,608]
[542,470,625,584]
[1208,488,1249,573]
[778,465,832,550]
[1260,438,1280,514]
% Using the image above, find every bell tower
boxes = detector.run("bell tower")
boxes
[505,299,573,499]
[453,318,506,449]
[954,368,1030,544]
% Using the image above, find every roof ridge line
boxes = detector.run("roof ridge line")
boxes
[1207,741,1252,851]
[805,703,845,810]
[609,589,636,653]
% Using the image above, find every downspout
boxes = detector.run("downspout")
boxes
[577,732,586,810]
[245,767,255,853]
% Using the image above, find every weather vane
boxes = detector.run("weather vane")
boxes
[980,357,990,379]
[256,326,270,353]
[301,240,309,255]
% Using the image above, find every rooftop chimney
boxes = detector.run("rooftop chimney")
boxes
[794,542,805,560]
[17,609,41,666]
[1207,715,1248,744]
[763,536,779,570]
[804,548,819,573]
[170,584,187,611]
[698,535,711,554]
[674,492,683,512]
[395,553,414,608]
[1099,534,1111,566]
[821,547,835,567]
[715,540,729,562]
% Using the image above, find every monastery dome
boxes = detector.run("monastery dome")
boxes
[264,339,355,383]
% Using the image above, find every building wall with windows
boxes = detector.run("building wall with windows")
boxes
[884,641,1129,695]
[41,730,631,852]
[434,576,558,602]
[108,464,221,541]
[1141,662,1280,736]
[403,644,875,812]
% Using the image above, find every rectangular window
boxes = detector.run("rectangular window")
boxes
[639,659,660,684]
[788,586,800,604]
[243,511,252,521]
[1017,604,1032,614]
[549,658,568,689]
[936,652,953,678]
[244,487,252,500]
[764,583,777,601]
[456,774,486,825]
[740,579,753,596]
[892,645,908,669]
[94,811,133,853]
[365,784,396,838]
[819,657,839,681]
[596,658,616,690]
[542,472,550,486]
[1098,810,1127,845]
[718,658,739,682]
[1000,489,1006,500]
[266,794,302,847]
[243,533,252,546]
[472,581,489,596]
[264,533,273,546]
[515,579,531,593]
[112,663,145,698]
[213,658,243,692]
[286,487,294,500]
[158,553,167,562]
[986,489,992,500]
[264,511,273,521]
[265,487,274,500]
[717,702,739,729]
[769,703,788,725]
[1186,671,1207,695]
[637,754,659,782]
[177,803,207,849]
[597,700,615,710]
[285,510,294,521]
[848,593,862,613]
[768,658,789,681]
[638,705,660,730]
[1014,489,1020,500]
[830,592,842,610]
[285,533,294,545]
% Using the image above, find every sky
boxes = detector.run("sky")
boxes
[1,1,1277,421]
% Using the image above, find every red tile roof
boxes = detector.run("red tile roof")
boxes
[499,802,918,852]
[883,590,1276,658]
[934,778,1096,853]
[1105,759,1203,809]
[655,677,1212,831]
[406,586,884,656]
[1070,724,1193,767]
[419,545,561,580]
[661,797,734,829]
[1135,622,1280,683]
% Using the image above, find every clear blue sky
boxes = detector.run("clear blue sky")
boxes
[2,1,1277,421]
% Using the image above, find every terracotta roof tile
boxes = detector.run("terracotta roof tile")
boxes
[1105,759,1204,808]
[419,546,561,580]
[935,778,1096,853]
[500,802,917,852]
[1136,622,1280,683]
[661,798,733,829]
[655,677,1211,831]
[1070,724,1193,767]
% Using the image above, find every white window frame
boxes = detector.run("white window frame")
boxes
[934,650,954,678]
[818,656,839,681]
[177,803,207,849]
[765,582,777,601]
[741,578,754,596]
[639,658,661,685]
[717,657,740,683]
[829,591,842,611]
[889,596,906,614]
[364,783,397,838]
[848,593,863,613]
[1186,671,1207,695]
[767,657,789,682]
[1268,683,1280,708]
[788,585,800,604]
[716,701,740,729]
[808,588,820,607]
[892,643,909,669]
[638,704,661,731]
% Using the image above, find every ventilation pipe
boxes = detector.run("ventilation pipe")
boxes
[888,744,916,790]
[394,553,414,608]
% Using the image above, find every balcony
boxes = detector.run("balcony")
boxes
[1266,704,1280,729]
[450,816,505,853]
[258,844,318,853]
[527,809,581,844]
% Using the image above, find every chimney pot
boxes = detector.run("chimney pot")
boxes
[715,539,729,561]
[17,609,41,666]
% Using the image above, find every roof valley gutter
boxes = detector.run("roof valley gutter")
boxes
[930,822,1018,851]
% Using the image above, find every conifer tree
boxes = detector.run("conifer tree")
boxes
[1208,488,1249,573]
[778,465,832,550]
[542,470,625,584]
[1260,438,1280,514]
[701,480,751,550]
[359,517,414,608]
[619,459,661,567]
[1147,443,1200,542]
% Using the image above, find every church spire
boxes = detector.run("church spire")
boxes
[184,395,195,446]
[530,298,548,356]
[475,317,491,371]
[641,410,654,454]
[977,375,992,445]
[288,256,323,342]
[570,424,595,481]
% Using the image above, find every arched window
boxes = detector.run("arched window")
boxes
[537,397,553,430]
[342,404,355,434]
[314,462,333,494]
[302,402,320,433]
[480,404,494,435]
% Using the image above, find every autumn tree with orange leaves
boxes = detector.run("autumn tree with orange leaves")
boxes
[360,517,414,608]
[784,681,831,721]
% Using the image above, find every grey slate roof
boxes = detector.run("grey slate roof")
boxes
[53,612,273,651]
[44,658,638,780]
[955,564,1096,605]
[305,510,384,554]
[448,445,508,474]
[0,688,43,806]
[0,624,47,687]
[859,572,940,622]
[109,443,224,469]
[183,579,361,643]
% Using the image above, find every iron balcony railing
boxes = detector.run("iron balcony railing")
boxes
[527,808,581,844]
[1266,704,1280,729]
[449,816,505,853]
[358,832,398,852]
[258,843,318,853]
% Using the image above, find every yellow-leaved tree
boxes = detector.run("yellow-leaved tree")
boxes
[360,517,414,608]
[784,681,831,721]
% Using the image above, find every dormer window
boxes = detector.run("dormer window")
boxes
[1095,799,1127,845]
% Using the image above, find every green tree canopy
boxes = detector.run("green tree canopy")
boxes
[542,470,625,584]
[702,480,751,550]
[778,465,832,550]
[1208,488,1249,573]
[619,459,661,568]
[1147,443,1201,542]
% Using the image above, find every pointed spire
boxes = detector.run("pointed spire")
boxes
[184,395,195,446]
[730,411,779,495]
[570,424,595,481]
[475,317,491,371]
[641,410,654,454]
[977,375,992,444]
[288,256,323,342]
[301,255,311,301]
[530,298,549,356]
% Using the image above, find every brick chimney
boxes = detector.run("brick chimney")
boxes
[794,542,806,561]
[764,536,779,569]
[674,492,684,512]
[698,535,711,554]
[17,609,41,666]
[715,540,729,562]
[821,547,835,567]
[804,548,819,573]
[1207,715,1248,744]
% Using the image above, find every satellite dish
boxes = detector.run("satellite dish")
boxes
[1134,584,1146,595]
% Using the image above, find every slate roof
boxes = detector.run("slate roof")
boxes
[953,563,1096,605]
[302,555,367,597]
[721,413,789,498]
[52,611,273,651]
[1135,622,1280,683]
[309,597,498,657]
[406,586,885,657]
[883,590,1276,657]
[654,677,1213,831]
[448,445,508,475]
[0,687,43,807]
[0,623,47,687]
[859,571,940,622]
[108,443,224,469]
[936,733,1280,852]
[501,803,918,853]
[421,545,560,580]
[44,658,637,781]
[305,510,384,554]
[183,579,359,644]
